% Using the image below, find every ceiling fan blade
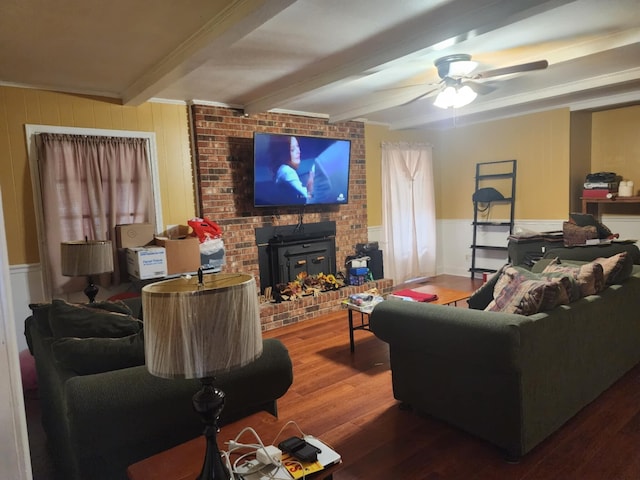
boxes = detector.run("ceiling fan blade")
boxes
[473,60,548,79]
[462,80,496,95]
[400,87,441,106]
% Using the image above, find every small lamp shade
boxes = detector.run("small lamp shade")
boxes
[61,240,114,276]
[142,273,263,379]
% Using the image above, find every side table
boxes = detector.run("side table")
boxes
[343,297,383,353]
[127,412,340,480]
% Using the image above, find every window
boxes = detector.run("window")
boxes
[26,125,163,299]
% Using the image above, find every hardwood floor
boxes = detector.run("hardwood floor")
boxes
[26,275,640,479]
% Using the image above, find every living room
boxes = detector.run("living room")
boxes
[2,1,640,479]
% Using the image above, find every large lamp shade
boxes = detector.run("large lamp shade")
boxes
[142,272,263,379]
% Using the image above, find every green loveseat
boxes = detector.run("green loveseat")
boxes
[370,256,640,459]
[26,297,293,480]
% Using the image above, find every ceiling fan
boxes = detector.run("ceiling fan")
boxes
[404,53,549,108]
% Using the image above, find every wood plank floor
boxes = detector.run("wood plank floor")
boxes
[26,275,640,479]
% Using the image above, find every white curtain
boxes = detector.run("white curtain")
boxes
[381,142,436,284]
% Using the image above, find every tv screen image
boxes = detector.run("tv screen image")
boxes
[253,132,351,207]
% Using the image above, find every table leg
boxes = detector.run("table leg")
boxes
[348,309,355,353]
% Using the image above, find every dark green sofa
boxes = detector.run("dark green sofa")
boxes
[26,297,293,480]
[370,258,640,459]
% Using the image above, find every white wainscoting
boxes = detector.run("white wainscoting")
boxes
[12,214,639,349]
[369,217,639,279]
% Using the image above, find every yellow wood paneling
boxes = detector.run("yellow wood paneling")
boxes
[0,85,195,265]
[592,105,640,188]
[431,109,571,220]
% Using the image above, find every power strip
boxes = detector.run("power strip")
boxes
[234,459,290,480]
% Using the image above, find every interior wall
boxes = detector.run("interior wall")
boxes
[570,111,592,212]
[591,105,640,190]
[0,86,196,266]
[429,108,571,220]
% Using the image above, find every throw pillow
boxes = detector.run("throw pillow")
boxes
[51,331,145,375]
[569,212,614,239]
[542,261,605,297]
[563,221,598,246]
[49,299,142,339]
[486,274,561,315]
[594,252,632,285]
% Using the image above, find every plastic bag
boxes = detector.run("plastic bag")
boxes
[187,217,222,243]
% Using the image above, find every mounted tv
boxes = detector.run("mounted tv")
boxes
[253,132,351,207]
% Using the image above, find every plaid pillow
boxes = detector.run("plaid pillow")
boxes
[595,252,630,285]
[542,261,605,296]
[487,267,562,315]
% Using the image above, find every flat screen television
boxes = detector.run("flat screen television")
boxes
[253,132,351,207]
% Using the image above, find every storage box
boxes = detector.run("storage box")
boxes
[126,247,167,279]
[116,223,155,248]
[154,236,201,275]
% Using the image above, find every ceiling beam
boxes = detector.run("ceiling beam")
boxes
[329,28,640,123]
[242,0,575,115]
[122,0,296,106]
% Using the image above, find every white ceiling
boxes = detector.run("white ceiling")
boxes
[2,0,639,130]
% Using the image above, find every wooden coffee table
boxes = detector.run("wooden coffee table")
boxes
[127,412,339,480]
[409,285,471,306]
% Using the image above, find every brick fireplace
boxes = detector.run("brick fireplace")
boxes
[190,105,392,330]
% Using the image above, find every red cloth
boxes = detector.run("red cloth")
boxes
[393,289,438,302]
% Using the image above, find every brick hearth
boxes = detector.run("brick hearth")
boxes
[260,279,393,331]
[190,105,391,330]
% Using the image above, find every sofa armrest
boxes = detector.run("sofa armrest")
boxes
[63,338,292,478]
[370,301,524,372]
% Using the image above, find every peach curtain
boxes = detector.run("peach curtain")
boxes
[38,134,153,297]
[381,142,436,284]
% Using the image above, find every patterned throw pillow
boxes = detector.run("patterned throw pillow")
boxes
[594,252,631,285]
[486,267,562,315]
[563,221,598,246]
[542,261,605,297]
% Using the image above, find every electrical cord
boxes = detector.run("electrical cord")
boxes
[223,425,307,480]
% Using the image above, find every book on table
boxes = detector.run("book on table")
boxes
[281,436,341,479]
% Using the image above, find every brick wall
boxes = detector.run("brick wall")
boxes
[190,104,389,330]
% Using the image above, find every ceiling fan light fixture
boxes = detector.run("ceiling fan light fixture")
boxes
[448,60,477,77]
[433,84,477,109]
[433,86,457,109]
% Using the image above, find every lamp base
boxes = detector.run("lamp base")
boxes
[193,378,230,480]
[84,276,99,303]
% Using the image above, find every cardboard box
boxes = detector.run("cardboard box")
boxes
[154,236,201,275]
[116,223,155,248]
[126,247,167,279]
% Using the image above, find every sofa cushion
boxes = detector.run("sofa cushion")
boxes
[486,267,563,315]
[542,261,605,297]
[49,299,142,339]
[51,331,145,375]
[595,251,632,285]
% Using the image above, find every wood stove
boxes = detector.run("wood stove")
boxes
[255,221,337,292]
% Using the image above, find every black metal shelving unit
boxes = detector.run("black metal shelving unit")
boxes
[470,160,517,279]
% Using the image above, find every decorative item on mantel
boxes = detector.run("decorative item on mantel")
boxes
[273,271,346,302]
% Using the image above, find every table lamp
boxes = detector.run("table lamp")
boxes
[142,270,263,480]
[60,239,114,303]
